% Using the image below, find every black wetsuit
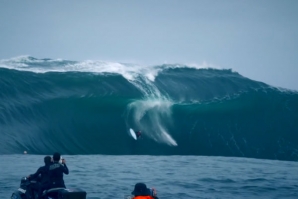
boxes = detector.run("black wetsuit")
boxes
[28,165,50,199]
[30,165,50,184]
[48,161,69,188]
[136,131,141,138]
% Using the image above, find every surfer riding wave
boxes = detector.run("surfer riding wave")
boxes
[135,131,142,139]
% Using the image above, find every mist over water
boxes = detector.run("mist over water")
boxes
[0,56,298,161]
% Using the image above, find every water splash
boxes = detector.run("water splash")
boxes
[126,99,177,146]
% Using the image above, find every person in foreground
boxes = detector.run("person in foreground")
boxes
[48,152,69,189]
[131,182,159,199]
[27,156,52,199]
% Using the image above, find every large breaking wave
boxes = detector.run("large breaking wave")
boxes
[1,56,298,161]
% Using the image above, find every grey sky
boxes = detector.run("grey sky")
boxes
[1,0,298,90]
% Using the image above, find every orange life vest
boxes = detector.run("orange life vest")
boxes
[132,196,154,199]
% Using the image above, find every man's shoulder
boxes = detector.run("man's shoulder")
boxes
[38,165,46,170]
[37,165,49,171]
[49,162,66,169]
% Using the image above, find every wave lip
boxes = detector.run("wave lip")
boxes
[0,56,212,80]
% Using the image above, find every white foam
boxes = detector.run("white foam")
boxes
[126,99,178,146]
[160,128,178,146]
[0,56,212,83]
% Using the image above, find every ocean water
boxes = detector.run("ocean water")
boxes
[1,56,298,198]
[1,155,298,199]
[1,56,298,161]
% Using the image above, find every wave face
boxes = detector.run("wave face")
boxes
[1,56,298,161]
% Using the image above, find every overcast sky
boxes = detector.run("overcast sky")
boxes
[1,0,297,90]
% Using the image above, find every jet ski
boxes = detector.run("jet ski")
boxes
[11,177,87,199]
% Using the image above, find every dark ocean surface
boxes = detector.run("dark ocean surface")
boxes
[1,56,298,161]
[1,155,298,199]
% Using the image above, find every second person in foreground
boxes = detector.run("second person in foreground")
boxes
[131,182,159,199]
[49,152,69,189]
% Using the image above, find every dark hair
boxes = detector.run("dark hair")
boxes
[53,152,61,161]
[44,156,51,165]
[131,183,151,196]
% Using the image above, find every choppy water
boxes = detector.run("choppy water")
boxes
[1,155,298,199]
